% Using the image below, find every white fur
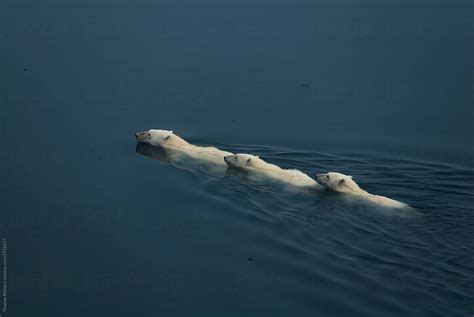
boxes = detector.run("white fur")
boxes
[136,143,231,178]
[135,129,233,168]
[224,153,320,189]
[316,172,408,209]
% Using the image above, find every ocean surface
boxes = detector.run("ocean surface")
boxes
[1,0,473,316]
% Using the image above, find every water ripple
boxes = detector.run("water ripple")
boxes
[139,142,474,316]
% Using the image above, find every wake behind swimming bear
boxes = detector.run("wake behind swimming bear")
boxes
[225,153,321,190]
[316,172,409,209]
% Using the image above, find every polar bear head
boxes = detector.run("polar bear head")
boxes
[315,172,363,194]
[135,129,184,147]
[224,154,264,170]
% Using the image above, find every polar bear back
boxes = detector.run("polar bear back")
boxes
[224,153,319,189]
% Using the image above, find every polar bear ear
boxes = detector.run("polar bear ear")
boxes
[170,130,174,134]
[348,175,353,179]
[338,179,346,187]
[256,155,260,158]
[246,158,252,166]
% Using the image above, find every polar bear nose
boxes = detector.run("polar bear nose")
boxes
[135,132,145,140]
[224,155,233,163]
[135,132,146,141]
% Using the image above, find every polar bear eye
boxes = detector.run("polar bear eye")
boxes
[147,133,151,136]
[164,135,171,140]
[326,175,330,179]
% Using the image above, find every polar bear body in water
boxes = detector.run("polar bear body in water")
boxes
[224,153,321,190]
[316,172,409,209]
[135,129,232,177]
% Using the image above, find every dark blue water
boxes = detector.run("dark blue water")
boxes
[1,0,473,316]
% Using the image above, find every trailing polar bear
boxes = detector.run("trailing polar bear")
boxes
[316,172,409,209]
[224,153,321,190]
[135,129,232,178]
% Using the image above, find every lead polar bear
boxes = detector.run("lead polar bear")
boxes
[224,153,322,190]
[316,172,409,209]
[135,129,233,177]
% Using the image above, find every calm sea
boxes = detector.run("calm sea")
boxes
[1,0,473,316]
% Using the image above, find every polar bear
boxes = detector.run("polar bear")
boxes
[224,153,321,190]
[135,129,233,177]
[315,172,409,209]
[136,129,187,148]
[136,143,230,178]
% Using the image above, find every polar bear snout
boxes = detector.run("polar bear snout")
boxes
[135,132,144,141]
[315,173,326,182]
[135,131,153,145]
[135,131,151,142]
[224,155,239,166]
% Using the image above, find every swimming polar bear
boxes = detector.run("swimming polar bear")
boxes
[316,172,409,209]
[135,129,233,177]
[135,143,232,178]
[224,153,322,190]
